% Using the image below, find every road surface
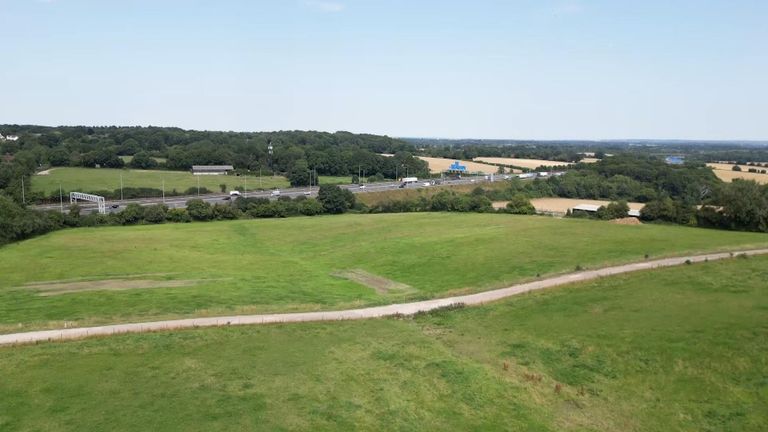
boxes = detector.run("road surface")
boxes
[2,248,766,347]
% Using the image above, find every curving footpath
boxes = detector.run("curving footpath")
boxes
[2,248,768,347]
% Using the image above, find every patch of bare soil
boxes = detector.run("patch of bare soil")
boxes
[333,269,413,294]
[24,279,207,296]
[610,217,642,225]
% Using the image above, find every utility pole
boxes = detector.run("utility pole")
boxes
[59,183,63,212]
[162,179,165,204]
[244,174,247,198]
[120,173,124,201]
[197,176,200,196]
[259,168,262,189]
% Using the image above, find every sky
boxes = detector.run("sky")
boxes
[1,0,766,140]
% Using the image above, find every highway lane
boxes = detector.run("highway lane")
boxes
[32,176,503,214]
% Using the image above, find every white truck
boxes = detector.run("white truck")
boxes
[402,177,418,184]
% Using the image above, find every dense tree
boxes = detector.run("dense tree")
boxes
[317,184,351,214]
[288,159,310,187]
[129,152,158,169]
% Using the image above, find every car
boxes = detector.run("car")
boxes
[358,184,366,189]
[303,191,311,196]
[270,190,281,196]
[222,196,231,201]
[423,182,431,187]
[110,204,120,209]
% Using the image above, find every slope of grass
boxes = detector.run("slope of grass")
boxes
[0,213,766,332]
[1,256,766,431]
[32,167,288,196]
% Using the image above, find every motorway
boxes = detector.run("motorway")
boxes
[32,175,503,214]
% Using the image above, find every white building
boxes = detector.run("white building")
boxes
[191,165,234,175]
[0,134,19,141]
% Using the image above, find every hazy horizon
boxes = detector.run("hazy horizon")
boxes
[1,0,767,140]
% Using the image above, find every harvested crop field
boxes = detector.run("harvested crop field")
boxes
[417,156,506,174]
[492,198,646,214]
[473,157,573,169]
[706,163,768,184]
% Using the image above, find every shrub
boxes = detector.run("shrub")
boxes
[143,204,168,224]
[186,199,213,221]
[166,208,191,223]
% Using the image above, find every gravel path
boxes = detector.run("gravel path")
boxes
[2,249,767,347]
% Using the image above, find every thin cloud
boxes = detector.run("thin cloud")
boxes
[551,1,584,15]
[304,1,345,13]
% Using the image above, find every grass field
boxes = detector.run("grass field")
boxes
[1,255,766,431]
[32,167,289,196]
[1,213,767,332]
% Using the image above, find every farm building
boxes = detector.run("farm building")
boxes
[191,165,234,175]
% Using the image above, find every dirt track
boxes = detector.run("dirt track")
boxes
[2,248,767,347]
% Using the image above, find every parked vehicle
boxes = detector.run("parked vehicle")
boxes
[270,190,281,196]
[229,190,241,197]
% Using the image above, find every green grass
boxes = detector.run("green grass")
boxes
[32,167,288,196]
[1,256,766,431]
[0,213,766,332]
[318,175,354,185]
[118,155,167,164]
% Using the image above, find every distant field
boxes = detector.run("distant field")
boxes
[1,213,767,332]
[355,181,510,206]
[119,155,167,164]
[707,163,768,184]
[473,157,573,169]
[493,198,646,213]
[318,175,354,185]
[32,167,289,196]
[2,255,766,431]
[417,156,507,174]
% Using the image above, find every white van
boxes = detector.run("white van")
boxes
[270,190,281,197]
[229,190,241,197]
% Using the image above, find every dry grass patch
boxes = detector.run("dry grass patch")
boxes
[24,278,210,296]
[333,269,413,294]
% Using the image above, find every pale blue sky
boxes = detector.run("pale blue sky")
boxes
[1,0,766,139]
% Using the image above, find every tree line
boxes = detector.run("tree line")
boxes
[0,125,428,202]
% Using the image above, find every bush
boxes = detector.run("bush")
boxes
[166,208,191,223]
[119,203,145,225]
[143,204,168,224]
[297,199,324,216]
[505,194,536,215]
[186,199,213,221]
